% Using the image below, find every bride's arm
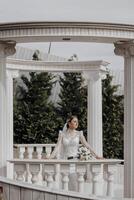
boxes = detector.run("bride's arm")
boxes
[80,131,100,159]
[49,131,63,159]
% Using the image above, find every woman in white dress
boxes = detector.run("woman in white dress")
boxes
[49,115,101,191]
[50,115,100,160]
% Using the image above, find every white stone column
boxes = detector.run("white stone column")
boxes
[84,71,106,157]
[114,41,134,198]
[0,42,16,176]
[6,69,19,178]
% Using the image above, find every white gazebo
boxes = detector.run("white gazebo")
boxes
[0,21,134,198]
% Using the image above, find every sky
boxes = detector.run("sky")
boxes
[0,0,133,70]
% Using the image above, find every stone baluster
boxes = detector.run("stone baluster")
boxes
[16,171,25,182]
[76,164,86,193]
[27,146,33,159]
[45,146,52,158]
[25,163,32,183]
[47,172,54,188]
[31,171,39,184]
[54,164,61,189]
[30,164,40,184]
[38,164,43,185]
[19,147,25,159]
[61,164,70,191]
[86,164,92,183]
[15,164,25,182]
[62,172,69,191]
[91,164,102,195]
[44,164,55,189]
[106,164,116,197]
[77,172,85,193]
[36,147,43,159]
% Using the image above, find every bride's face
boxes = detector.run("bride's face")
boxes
[68,117,78,130]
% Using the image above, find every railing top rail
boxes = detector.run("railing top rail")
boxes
[8,158,124,165]
[14,144,56,147]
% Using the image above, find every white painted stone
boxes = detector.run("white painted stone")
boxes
[6,69,19,178]
[10,185,21,200]
[21,188,33,200]
[0,42,16,176]
[114,41,134,198]
[32,191,44,200]
[91,164,102,196]
[0,22,134,43]
[83,70,107,157]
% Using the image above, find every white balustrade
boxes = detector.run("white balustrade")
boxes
[8,159,123,198]
[14,144,56,159]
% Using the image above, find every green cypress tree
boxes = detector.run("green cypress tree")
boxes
[57,72,87,135]
[102,73,124,159]
[13,51,58,144]
[14,72,58,143]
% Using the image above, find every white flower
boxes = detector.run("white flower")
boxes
[78,146,95,160]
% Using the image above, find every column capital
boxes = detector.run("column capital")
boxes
[83,71,107,82]
[114,40,134,57]
[6,69,20,79]
[0,41,16,57]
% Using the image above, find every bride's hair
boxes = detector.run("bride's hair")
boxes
[62,115,78,132]
[66,115,78,129]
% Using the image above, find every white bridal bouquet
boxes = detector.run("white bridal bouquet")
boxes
[78,146,95,160]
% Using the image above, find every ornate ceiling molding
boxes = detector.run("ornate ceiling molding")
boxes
[0,22,134,43]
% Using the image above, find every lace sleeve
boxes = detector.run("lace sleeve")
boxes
[79,131,98,158]
[49,131,63,159]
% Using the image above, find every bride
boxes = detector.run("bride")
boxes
[49,115,101,191]
[50,115,100,160]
